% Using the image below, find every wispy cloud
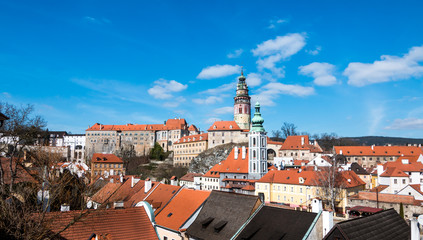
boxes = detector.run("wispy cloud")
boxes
[197,64,241,79]
[385,118,423,130]
[252,33,306,78]
[193,96,223,105]
[299,62,337,86]
[344,45,423,86]
[267,18,287,29]
[163,96,186,108]
[200,82,235,95]
[148,78,187,99]
[83,16,111,24]
[214,106,233,115]
[306,46,322,55]
[246,73,262,87]
[252,82,315,106]
[368,106,385,135]
[227,49,244,58]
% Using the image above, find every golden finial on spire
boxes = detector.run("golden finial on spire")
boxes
[241,66,244,76]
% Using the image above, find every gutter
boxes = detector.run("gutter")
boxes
[230,203,264,240]
[302,210,322,240]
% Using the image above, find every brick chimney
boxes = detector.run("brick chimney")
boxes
[234,147,238,159]
[145,178,152,193]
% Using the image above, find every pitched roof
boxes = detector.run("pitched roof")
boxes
[92,153,123,163]
[180,172,203,182]
[175,133,208,144]
[380,167,409,177]
[124,181,160,208]
[383,155,423,172]
[350,191,418,205]
[324,208,410,240]
[106,178,144,204]
[186,191,261,240]
[46,208,158,240]
[219,147,249,174]
[86,118,187,131]
[144,184,182,214]
[369,185,389,193]
[350,162,369,175]
[203,162,223,178]
[257,169,365,188]
[279,135,323,153]
[188,124,199,132]
[334,145,423,156]
[207,121,241,131]
[155,188,210,231]
[91,182,121,204]
[267,137,283,145]
[234,206,318,240]
[0,157,37,185]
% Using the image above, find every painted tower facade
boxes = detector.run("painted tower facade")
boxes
[248,102,267,180]
[234,71,251,130]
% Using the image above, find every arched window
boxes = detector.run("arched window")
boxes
[239,107,242,114]
[253,138,256,146]
[253,150,256,158]
[253,163,256,171]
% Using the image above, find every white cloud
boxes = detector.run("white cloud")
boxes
[344,45,423,86]
[147,78,187,99]
[252,82,315,106]
[306,46,321,55]
[193,96,223,105]
[386,118,423,130]
[299,62,337,86]
[214,106,233,115]
[267,18,287,29]
[200,82,235,95]
[163,97,186,108]
[256,54,285,77]
[246,73,262,87]
[197,64,241,79]
[252,33,306,58]
[227,49,244,58]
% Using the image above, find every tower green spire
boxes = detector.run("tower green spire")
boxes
[251,102,265,132]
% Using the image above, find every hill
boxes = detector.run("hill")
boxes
[342,136,423,146]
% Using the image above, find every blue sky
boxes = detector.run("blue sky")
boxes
[2,0,423,138]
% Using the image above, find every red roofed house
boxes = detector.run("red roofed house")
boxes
[173,133,208,167]
[278,135,323,161]
[180,172,203,189]
[85,118,190,157]
[91,153,125,181]
[256,169,366,214]
[188,124,200,135]
[155,188,210,240]
[46,206,159,240]
[334,145,423,168]
[207,121,248,149]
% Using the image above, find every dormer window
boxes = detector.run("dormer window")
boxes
[213,125,217,129]
[229,125,233,129]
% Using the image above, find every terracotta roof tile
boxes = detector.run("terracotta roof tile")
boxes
[335,146,423,156]
[188,124,199,132]
[86,118,187,131]
[207,121,241,131]
[267,137,284,145]
[350,191,418,205]
[380,167,409,177]
[155,189,210,231]
[180,173,203,182]
[124,181,160,208]
[46,208,158,240]
[144,184,182,214]
[279,135,323,153]
[0,157,36,184]
[92,153,123,163]
[91,182,121,204]
[175,133,208,144]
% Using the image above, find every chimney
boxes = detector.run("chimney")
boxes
[170,176,177,186]
[131,176,135,188]
[60,204,70,212]
[301,137,305,146]
[311,198,322,213]
[322,211,334,236]
[371,145,374,150]
[234,147,238,159]
[164,121,166,126]
[145,178,152,193]
[340,150,343,155]
[242,146,246,159]
[120,174,123,183]
[411,217,419,240]
[114,201,124,209]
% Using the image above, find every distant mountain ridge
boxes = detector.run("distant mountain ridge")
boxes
[342,136,423,146]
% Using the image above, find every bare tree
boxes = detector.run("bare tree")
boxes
[314,156,346,214]
[280,122,298,139]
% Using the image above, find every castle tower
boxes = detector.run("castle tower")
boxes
[234,70,251,130]
[248,102,267,180]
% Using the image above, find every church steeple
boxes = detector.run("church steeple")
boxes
[251,102,265,132]
[234,69,251,130]
[248,101,267,179]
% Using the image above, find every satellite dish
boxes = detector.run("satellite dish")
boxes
[87,201,93,209]
[418,215,423,225]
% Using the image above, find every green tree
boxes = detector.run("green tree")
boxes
[150,142,165,161]
[399,202,404,218]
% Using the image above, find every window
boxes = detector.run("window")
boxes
[403,179,406,184]
[291,187,294,192]
[394,179,397,184]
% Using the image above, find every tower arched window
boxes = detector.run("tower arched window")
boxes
[253,163,256,171]
[253,138,256,146]
[253,150,256,158]
[239,107,242,114]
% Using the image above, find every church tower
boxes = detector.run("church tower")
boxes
[234,70,251,130]
[248,102,267,180]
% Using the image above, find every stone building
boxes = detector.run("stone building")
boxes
[91,153,125,180]
[234,70,251,130]
[173,133,208,167]
[207,121,248,149]
[278,135,323,160]
[63,134,85,162]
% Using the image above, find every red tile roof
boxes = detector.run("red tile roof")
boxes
[370,185,389,192]
[46,208,158,240]
[279,135,323,153]
[92,153,123,163]
[86,118,187,131]
[350,191,418,205]
[409,184,423,196]
[0,158,36,184]
[144,184,182,214]
[124,181,160,208]
[203,162,223,178]
[91,182,121,204]
[155,189,210,231]
[207,121,241,131]
[380,167,409,177]
[188,124,199,132]
[180,173,203,182]
[175,133,208,144]
[267,137,284,145]
[383,155,423,172]
[334,146,423,156]
[107,178,145,205]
